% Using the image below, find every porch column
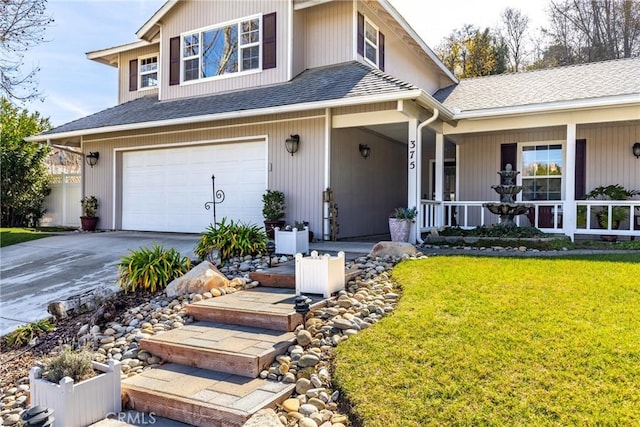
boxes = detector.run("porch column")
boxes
[435,132,445,225]
[407,117,418,244]
[564,122,577,241]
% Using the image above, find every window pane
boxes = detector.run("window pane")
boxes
[140,57,158,73]
[183,34,199,57]
[365,22,377,45]
[365,43,376,63]
[521,179,536,201]
[202,25,238,77]
[241,19,260,44]
[141,73,158,87]
[184,58,199,81]
[522,146,536,177]
[241,45,259,71]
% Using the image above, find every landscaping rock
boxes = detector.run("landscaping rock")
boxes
[165,261,229,297]
[243,408,284,427]
[368,241,418,258]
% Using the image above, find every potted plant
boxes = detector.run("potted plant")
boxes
[80,195,99,231]
[275,221,309,255]
[29,348,121,427]
[262,190,286,238]
[388,207,418,242]
[580,184,638,240]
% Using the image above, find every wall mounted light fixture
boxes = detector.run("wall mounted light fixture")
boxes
[633,142,640,159]
[285,134,300,156]
[85,152,99,168]
[359,144,371,159]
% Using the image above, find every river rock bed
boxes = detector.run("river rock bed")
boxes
[1,250,424,426]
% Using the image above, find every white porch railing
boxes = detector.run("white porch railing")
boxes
[420,199,640,238]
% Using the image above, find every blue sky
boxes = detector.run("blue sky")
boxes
[22,0,547,127]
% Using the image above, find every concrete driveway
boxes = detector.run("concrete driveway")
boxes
[0,231,200,336]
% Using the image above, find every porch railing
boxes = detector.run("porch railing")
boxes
[420,199,640,238]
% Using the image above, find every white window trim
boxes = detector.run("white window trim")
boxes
[363,17,379,68]
[517,140,566,201]
[179,14,263,84]
[138,54,158,91]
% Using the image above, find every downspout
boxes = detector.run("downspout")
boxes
[415,108,439,244]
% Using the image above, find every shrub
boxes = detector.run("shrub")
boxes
[116,244,191,293]
[3,319,55,349]
[80,195,98,217]
[44,347,94,383]
[440,225,546,238]
[195,218,267,261]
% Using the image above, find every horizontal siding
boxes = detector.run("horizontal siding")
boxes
[304,0,353,69]
[118,45,160,104]
[83,113,326,236]
[161,0,289,100]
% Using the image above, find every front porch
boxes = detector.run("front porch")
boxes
[419,199,640,240]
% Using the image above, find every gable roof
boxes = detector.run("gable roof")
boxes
[434,57,640,115]
[33,62,423,139]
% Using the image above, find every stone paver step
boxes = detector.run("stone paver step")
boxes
[122,364,294,427]
[141,321,295,378]
[187,287,325,331]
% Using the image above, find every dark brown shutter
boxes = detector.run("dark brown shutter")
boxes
[379,32,385,71]
[357,12,364,56]
[129,59,138,91]
[500,143,517,175]
[575,139,587,199]
[169,36,180,86]
[263,12,277,70]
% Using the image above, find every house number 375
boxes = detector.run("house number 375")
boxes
[409,140,416,169]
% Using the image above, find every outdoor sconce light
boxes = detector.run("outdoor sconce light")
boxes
[266,241,276,267]
[359,144,371,159]
[633,142,640,159]
[285,134,300,156]
[85,151,99,168]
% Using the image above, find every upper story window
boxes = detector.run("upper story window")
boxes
[139,56,158,89]
[521,144,563,201]
[182,16,261,82]
[357,13,385,71]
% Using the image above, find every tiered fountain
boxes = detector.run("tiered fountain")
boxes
[483,163,533,228]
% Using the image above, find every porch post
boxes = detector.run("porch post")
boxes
[435,132,445,225]
[407,117,418,244]
[564,122,577,241]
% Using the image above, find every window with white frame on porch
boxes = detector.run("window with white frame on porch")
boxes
[521,144,563,201]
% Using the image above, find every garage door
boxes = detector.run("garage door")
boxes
[122,141,265,233]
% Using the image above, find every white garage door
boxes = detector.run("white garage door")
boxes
[122,141,265,233]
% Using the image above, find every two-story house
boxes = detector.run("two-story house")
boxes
[27,0,640,242]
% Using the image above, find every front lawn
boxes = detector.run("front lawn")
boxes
[334,254,640,426]
[0,228,54,247]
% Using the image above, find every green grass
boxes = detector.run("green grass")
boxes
[334,255,640,426]
[0,227,55,247]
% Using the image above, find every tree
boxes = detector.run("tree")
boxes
[437,25,508,78]
[0,0,54,102]
[0,98,52,227]
[500,7,530,72]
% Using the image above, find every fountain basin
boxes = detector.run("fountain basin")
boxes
[484,202,533,228]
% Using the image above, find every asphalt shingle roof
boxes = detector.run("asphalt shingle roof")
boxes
[43,61,418,136]
[434,57,640,112]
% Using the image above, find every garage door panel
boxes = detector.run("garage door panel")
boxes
[122,141,266,233]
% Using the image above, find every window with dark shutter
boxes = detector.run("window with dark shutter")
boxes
[169,36,180,85]
[357,12,364,56]
[379,32,385,71]
[129,59,138,91]
[263,12,277,70]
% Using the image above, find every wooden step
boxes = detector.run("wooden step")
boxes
[187,287,325,332]
[122,364,294,427]
[140,322,295,378]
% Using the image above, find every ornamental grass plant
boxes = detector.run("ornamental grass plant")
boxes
[194,218,267,261]
[116,244,191,293]
[334,254,640,426]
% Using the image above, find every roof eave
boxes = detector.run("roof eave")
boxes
[377,0,458,85]
[451,93,640,120]
[25,90,424,142]
[86,40,157,67]
[136,0,178,41]
[416,91,456,124]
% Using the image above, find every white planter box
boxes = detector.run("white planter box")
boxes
[295,251,345,298]
[275,227,309,255]
[29,360,122,427]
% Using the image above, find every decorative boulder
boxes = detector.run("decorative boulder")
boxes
[165,261,230,297]
[368,241,418,258]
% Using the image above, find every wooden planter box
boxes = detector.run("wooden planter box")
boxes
[275,227,309,255]
[29,360,122,427]
[295,251,345,298]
